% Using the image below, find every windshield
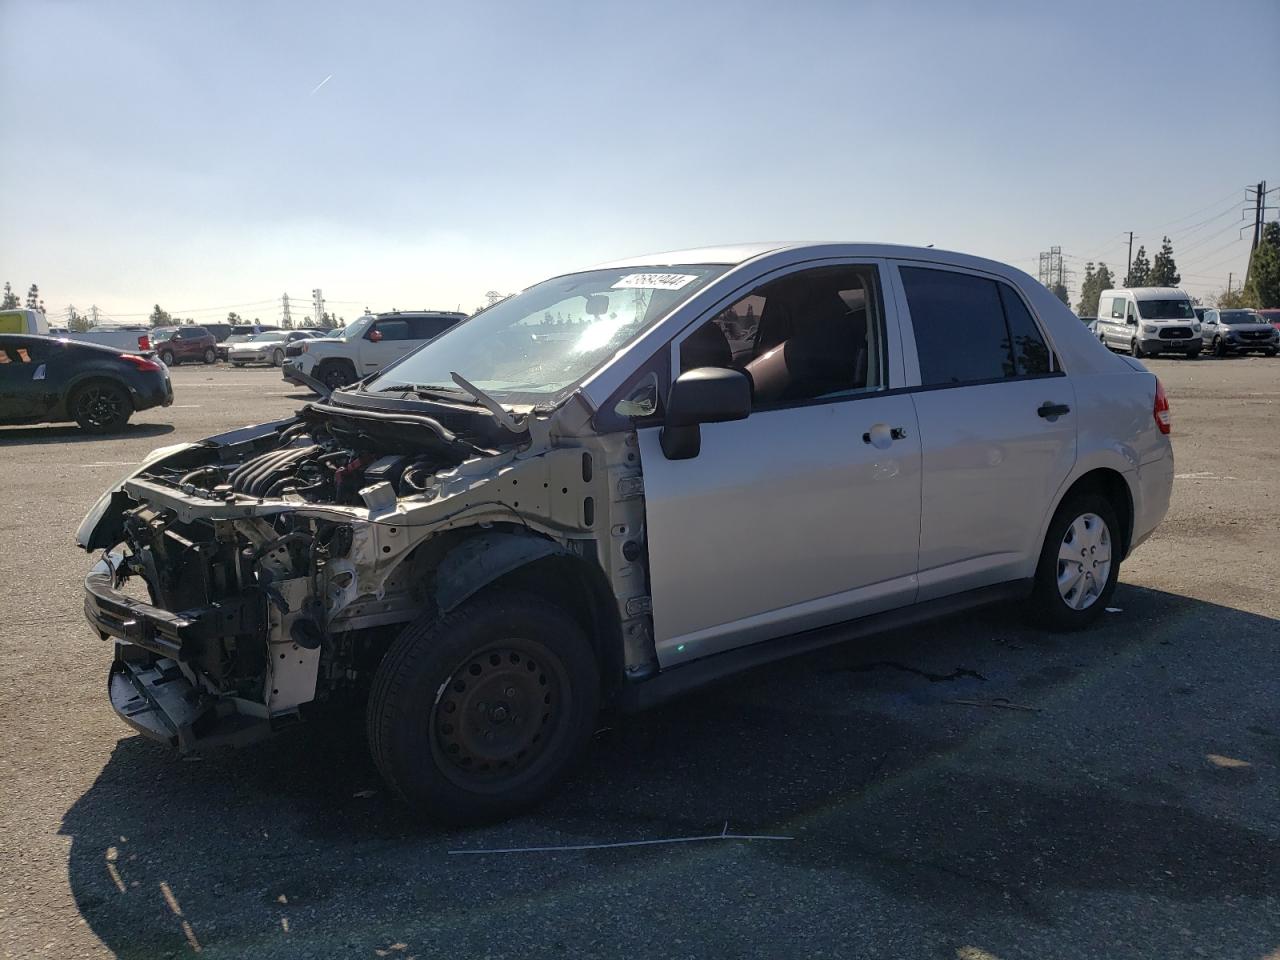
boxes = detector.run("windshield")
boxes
[152,326,177,339]
[344,316,374,339]
[364,265,729,404]
[325,327,345,338]
[1137,299,1194,320]
[246,332,284,342]
[1221,310,1262,325]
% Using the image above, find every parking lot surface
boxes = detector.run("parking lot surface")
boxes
[2,358,1278,960]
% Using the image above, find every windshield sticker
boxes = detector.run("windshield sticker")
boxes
[611,273,699,291]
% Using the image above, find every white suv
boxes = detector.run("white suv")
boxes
[282,311,467,390]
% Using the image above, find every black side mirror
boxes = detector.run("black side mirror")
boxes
[660,367,751,460]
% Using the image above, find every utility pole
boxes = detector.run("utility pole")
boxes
[1249,181,1266,252]
[281,293,293,329]
[1126,231,1134,285]
[1227,272,1233,297]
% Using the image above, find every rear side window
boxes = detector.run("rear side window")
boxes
[998,285,1052,375]
[409,316,456,340]
[900,267,1055,386]
[1111,297,1126,319]
[188,327,209,337]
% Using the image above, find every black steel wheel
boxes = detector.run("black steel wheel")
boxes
[367,591,599,823]
[70,381,132,433]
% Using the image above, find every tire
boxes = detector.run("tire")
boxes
[1130,339,1142,358]
[271,349,285,367]
[232,362,245,368]
[366,592,600,824]
[70,381,133,434]
[319,361,356,390]
[1266,349,1277,357]
[1028,491,1120,631]
[1185,350,1199,360]
[1213,337,1226,358]
[158,350,175,366]
[203,348,216,364]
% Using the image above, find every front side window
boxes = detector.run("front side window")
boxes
[900,267,1055,386]
[678,264,886,407]
[1138,299,1194,320]
[363,265,729,405]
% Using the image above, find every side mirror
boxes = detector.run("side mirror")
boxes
[1126,316,1137,326]
[660,367,751,460]
[367,329,383,342]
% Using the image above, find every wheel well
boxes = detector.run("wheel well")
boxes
[67,376,134,412]
[316,357,356,373]
[1059,468,1133,557]
[479,555,624,700]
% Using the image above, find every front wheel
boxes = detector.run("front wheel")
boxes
[1028,492,1120,631]
[367,592,600,824]
[319,362,356,390]
[1213,337,1227,357]
[70,381,132,434]
[271,348,285,367]
[1130,339,1143,358]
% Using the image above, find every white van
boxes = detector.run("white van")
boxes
[1095,287,1201,359]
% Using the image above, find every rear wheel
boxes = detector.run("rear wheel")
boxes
[158,350,175,366]
[203,347,215,364]
[271,348,285,367]
[1028,492,1120,631]
[1213,336,1227,357]
[70,381,132,433]
[366,592,599,824]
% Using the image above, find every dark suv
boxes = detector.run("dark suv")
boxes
[150,326,217,366]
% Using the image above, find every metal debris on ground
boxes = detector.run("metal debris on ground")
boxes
[448,821,793,856]
[946,697,1040,712]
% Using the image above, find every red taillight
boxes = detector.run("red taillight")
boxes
[120,353,163,373]
[1154,378,1171,435]
[137,334,150,350]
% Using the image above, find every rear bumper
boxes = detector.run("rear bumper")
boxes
[130,375,173,413]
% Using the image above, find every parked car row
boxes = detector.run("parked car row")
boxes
[281,310,467,389]
[1084,288,1278,359]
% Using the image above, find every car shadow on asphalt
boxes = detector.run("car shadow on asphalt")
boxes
[57,585,1280,957]
[0,422,175,446]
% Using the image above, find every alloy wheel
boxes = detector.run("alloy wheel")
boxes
[1056,512,1111,611]
[75,385,126,430]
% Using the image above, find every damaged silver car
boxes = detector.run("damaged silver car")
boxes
[78,243,1174,822]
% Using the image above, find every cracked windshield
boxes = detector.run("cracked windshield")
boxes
[366,265,726,404]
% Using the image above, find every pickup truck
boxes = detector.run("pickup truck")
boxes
[48,325,155,353]
[0,309,51,336]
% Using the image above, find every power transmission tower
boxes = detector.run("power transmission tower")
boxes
[1126,231,1134,284]
[89,305,100,326]
[1243,181,1277,289]
[1037,246,1064,290]
[282,293,293,329]
[484,290,504,307]
[312,288,324,327]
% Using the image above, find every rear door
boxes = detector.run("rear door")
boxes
[891,263,1076,599]
[636,260,922,667]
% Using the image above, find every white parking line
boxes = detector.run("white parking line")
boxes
[79,461,139,468]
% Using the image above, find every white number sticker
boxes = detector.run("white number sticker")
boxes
[611,273,699,291]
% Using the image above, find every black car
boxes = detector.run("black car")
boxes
[0,334,173,433]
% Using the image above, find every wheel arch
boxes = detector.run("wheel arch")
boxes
[63,373,136,417]
[425,528,624,699]
[1051,466,1135,559]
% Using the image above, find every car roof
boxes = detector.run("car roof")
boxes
[1103,286,1188,299]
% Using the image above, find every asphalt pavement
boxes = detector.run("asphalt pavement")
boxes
[1,357,1278,960]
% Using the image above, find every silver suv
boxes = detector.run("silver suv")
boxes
[77,243,1174,822]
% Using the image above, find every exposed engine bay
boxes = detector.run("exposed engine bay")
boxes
[79,397,652,750]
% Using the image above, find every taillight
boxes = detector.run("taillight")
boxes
[137,335,150,351]
[120,353,163,373]
[1153,378,1171,435]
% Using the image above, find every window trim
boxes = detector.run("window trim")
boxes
[888,259,1063,390]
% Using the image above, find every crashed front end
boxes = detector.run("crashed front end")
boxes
[77,394,639,752]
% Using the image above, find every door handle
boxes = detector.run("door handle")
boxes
[862,425,908,444]
[1038,402,1071,419]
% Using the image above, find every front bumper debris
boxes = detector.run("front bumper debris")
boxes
[109,654,271,751]
[84,552,264,662]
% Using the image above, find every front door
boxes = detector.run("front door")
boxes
[637,262,922,668]
[360,318,413,373]
[892,263,1077,599]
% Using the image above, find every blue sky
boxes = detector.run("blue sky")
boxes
[2,0,1276,324]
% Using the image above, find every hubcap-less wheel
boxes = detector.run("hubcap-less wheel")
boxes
[159,351,174,366]
[1130,339,1141,358]
[321,366,354,389]
[204,348,215,363]
[1057,512,1112,611]
[430,641,567,792]
[272,349,284,367]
